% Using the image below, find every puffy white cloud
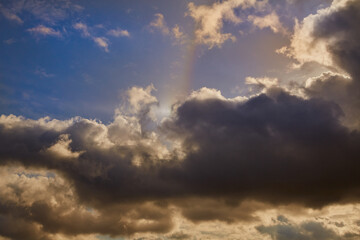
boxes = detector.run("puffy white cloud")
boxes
[186,0,268,48]
[248,12,287,34]
[276,0,352,69]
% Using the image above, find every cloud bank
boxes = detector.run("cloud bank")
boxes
[1,0,360,239]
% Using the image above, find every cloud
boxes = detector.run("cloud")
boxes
[301,72,360,128]
[92,37,109,52]
[34,68,55,78]
[245,76,279,93]
[73,22,90,37]
[0,83,360,238]
[107,28,130,37]
[186,0,268,48]
[257,219,359,240]
[149,13,170,35]
[171,25,186,44]
[277,0,360,130]
[0,0,82,24]
[248,12,287,34]
[0,4,23,24]
[277,0,360,72]
[27,25,62,37]
[73,22,110,52]
[149,14,187,45]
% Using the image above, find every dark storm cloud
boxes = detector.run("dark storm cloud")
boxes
[313,0,360,79]
[1,90,360,238]
[161,91,360,207]
[1,90,360,205]
[1,77,360,239]
[294,0,360,129]
[303,72,360,128]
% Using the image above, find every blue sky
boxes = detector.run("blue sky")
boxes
[0,0,332,122]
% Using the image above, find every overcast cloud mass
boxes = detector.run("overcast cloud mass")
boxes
[0,0,360,239]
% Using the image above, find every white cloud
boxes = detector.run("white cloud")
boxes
[73,22,110,52]
[107,28,130,37]
[93,37,109,52]
[150,13,170,35]
[248,12,287,34]
[149,14,187,45]
[45,134,84,159]
[73,22,90,37]
[245,76,279,88]
[27,25,62,37]
[276,0,351,68]
[186,0,268,48]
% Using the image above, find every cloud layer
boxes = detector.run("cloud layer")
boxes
[1,0,360,239]
[0,83,360,238]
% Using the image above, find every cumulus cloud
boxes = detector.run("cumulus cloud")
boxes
[186,0,268,48]
[27,25,62,37]
[2,0,360,239]
[277,0,360,129]
[301,71,360,128]
[277,0,360,72]
[0,76,360,239]
[248,11,287,34]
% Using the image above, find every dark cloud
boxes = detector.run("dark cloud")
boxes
[2,91,360,209]
[162,91,360,207]
[290,0,360,130]
[314,0,360,79]
[303,71,360,128]
[1,89,360,239]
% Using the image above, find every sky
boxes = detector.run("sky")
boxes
[0,0,360,239]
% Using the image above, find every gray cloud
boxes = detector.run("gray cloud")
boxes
[313,0,360,79]
[1,88,360,232]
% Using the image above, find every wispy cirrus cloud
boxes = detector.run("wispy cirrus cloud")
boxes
[0,3,23,24]
[149,13,187,45]
[73,22,110,52]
